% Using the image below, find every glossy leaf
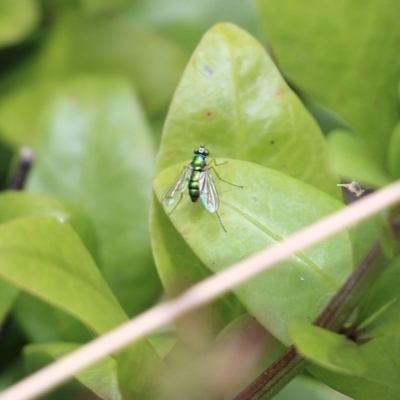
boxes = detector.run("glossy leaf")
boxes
[27,76,160,316]
[255,0,400,166]
[24,342,121,400]
[156,23,340,199]
[151,196,246,337]
[0,191,90,335]
[0,216,127,334]
[291,321,367,375]
[0,192,98,342]
[0,215,160,395]
[0,0,40,47]
[327,130,391,188]
[154,160,352,345]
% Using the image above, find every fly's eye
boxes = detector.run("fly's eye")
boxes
[204,149,209,156]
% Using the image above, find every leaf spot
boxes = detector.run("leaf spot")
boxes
[204,65,213,75]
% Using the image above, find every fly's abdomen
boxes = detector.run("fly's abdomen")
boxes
[188,170,201,202]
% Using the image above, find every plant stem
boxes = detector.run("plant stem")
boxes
[8,147,35,190]
[234,218,400,400]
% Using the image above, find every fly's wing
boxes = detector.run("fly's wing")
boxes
[161,165,192,207]
[199,170,219,213]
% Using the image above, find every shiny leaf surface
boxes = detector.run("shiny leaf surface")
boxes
[154,160,352,344]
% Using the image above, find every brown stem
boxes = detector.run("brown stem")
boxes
[233,218,400,400]
[8,147,35,190]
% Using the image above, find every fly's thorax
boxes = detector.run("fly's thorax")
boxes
[188,170,202,202]
[191,154,207,171]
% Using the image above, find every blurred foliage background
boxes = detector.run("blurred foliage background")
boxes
[0,0,399,399]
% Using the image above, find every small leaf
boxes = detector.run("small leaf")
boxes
[24,342,121,400]
[357,255,400,339]
[291,321,367,375]
[309,336,400,400]
[327,130,390,187]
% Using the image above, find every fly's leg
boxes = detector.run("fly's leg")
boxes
[208,158,243,188]
[215,210,227,233]
[208,160,243,188]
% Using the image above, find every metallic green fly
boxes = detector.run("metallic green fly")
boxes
[161,145,242,232]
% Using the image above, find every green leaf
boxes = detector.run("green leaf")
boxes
[309,336,400,400]
[275,375,354,400]
[0,81,56,148]
[127,0,262,52]
[0,191,90,331]
[306,255,400,399]
[0,215,160,395]
[13,294,93,343]
[156,23,340,199]
[0,279,18,325]
[255,0,400,166]
[0,192,99,342]
[327,130,391,187]
[0,216,127,334]
[38,12,189,114]
[356,255,400,339]
[0,0,40,47]
[24,342,121,400]
[151,195,246,336]
[79,0,130,15]
[388,122,400,179]
[153,160,353,345]
[27,76,160,316]
[291,321,367,375]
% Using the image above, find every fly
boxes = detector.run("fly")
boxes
[161,145,242,232]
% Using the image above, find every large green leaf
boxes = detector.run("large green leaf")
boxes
[0,216,126,333]
[255,0,400,166]
[0,215,160,395]
[151,196,246,337]
[27,76,160,316]
[0,0,40,47]
[24,342,121,400]
[156,23,340,199]
[154,160,352,345]
[0,191,97,342]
